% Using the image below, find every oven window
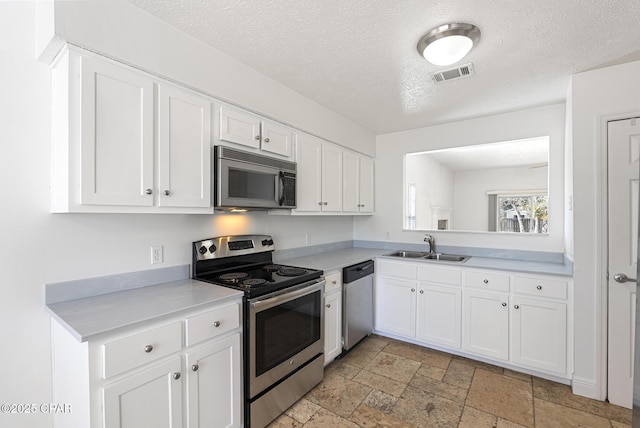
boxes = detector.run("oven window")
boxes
[228,168,275,201]
[255,290,321,376]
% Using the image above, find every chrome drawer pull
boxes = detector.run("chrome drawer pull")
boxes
[144,345,153,353]
[213,321,221,328]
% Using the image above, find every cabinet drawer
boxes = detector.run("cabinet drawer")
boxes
[513,276,568,300]
[376,260,417,280]
[103,321,182,378]
[185,303,241,346]
[418,266,462,286]
[465,271,510,292]
[324,271,342,293]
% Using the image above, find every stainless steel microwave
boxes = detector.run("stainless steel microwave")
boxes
[214,146,296,210]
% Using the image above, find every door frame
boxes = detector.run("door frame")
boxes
[599,111,640,401]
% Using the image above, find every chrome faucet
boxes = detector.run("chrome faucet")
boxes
[424,234,435,255]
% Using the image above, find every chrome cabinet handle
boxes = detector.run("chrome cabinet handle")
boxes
[163,190,170,196]
[536,285,542,290]
[191,364,199,372]
[323,202,328,205]
[326,303,331,308]
[213,321,221,328]
[483,279,489,284]
[145,189,153,195]
[501,302,507,307]
[514,304,520,309]
[264,138,270,143]
[411,288,415,292]
[255,135,260,140]
[318,202,323,206]
[172,372,181,380]
[144,345,153,353]
[419,290,424,294]
[331,280,337,284]
[614,273,637,283]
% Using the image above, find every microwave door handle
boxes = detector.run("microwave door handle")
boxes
[278,171,285,206]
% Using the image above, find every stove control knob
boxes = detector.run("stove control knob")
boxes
[199,246,207,255]
[268,239,274,246]
[262,239,269,246]
[208,244,217,253]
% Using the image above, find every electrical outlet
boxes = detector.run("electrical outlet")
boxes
[151,246,164,264]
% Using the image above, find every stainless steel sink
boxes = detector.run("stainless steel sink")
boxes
[385,251,470,263]
[385,250,429,258]
[423,253,470,262]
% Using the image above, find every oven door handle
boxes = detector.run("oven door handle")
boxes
[250,280,324,311]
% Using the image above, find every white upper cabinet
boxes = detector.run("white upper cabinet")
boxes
[294,132,373,215]
[79,55,155,207]
[321,143,343,212]
[218,105,292,157]
[342,150,375,214]
[51,48,213,214]
[157,84,212,208]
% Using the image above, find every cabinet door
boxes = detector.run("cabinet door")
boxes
[462,290,509,360]
[417,284,461,349]
[219,106,261,148]
[103,357,183,428]
[294,133,322,212]
[80,56,154,206]
[342,151,360,213]
[186,333,242,428]
[321,144,343,212]
[358,156,374,213]
[158,84,212,208]
[511,297,567,374]
[324,289,343,365]
[261,120,292,157]
[375,276,416,337]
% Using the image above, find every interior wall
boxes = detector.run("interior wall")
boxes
[453,165,548,232]
[354,104,565,252]
[569,59,640,400]
[405,153,453,230]
[1,4,361,427]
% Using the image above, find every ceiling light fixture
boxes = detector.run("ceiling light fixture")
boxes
[417,23,481,66]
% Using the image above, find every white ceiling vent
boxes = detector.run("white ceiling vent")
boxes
[430,63,475,84]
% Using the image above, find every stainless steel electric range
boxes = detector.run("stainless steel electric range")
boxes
[192,235,325,428]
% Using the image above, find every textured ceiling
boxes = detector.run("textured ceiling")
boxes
[126,0,640,134]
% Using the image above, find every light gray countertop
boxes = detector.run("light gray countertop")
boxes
[46,279,243,342]
[280,248,390,272]
[281,247,572,277]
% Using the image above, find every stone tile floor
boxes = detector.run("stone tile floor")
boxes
[269,335,632,428]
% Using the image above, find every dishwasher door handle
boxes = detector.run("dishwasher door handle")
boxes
[356,263,373,272]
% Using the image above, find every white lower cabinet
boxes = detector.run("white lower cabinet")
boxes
[375,258,571,380]
[103,357,183,428]
[462,290,509,360]
[511,296,567,374]
[186,334,242,428]
[51,301,242,428]
[324,271,343,365]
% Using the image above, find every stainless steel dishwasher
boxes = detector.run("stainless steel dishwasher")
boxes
[342,260,375,352]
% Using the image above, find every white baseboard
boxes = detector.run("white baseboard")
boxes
[572,376,604,401]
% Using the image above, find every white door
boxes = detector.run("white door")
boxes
[607,117,640,408]
[103,357,183,428]
[80,56,154,206]
[416,284,461,348]
[321,144,343,212]
[359,156,375,213]
[462,290,509,360]
[186,333,242,428]
[261,120,292,157]
[375,277,417,337]
[294,133,323,212]
[342,151,360,213]
[219,106,261,148]
[158,84,212,208]
[324,289,342,365]
[511,297,567,374]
